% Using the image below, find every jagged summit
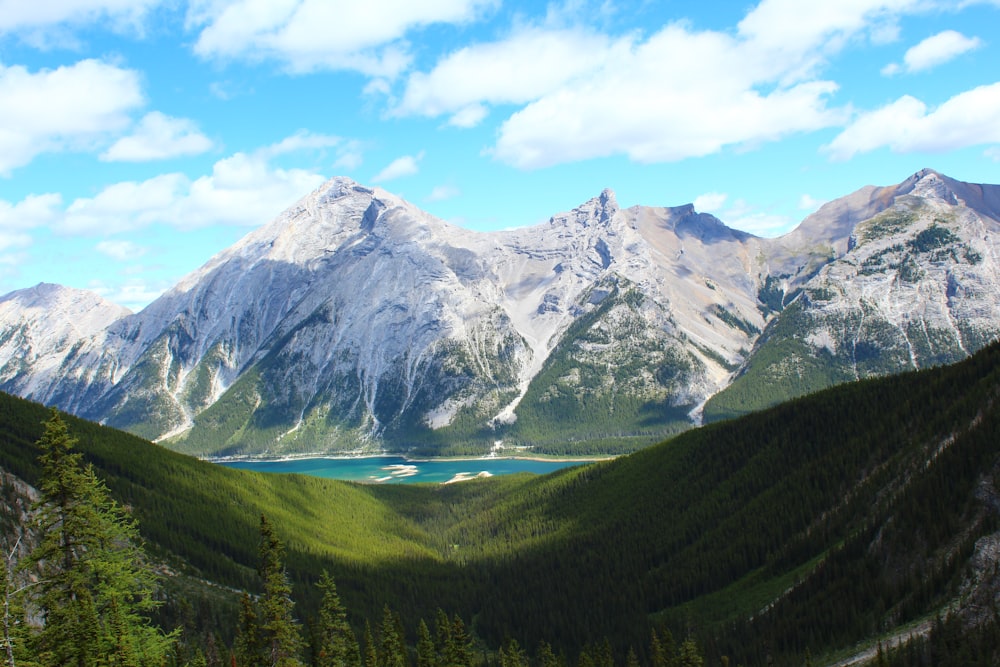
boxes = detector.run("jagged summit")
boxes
[2,169,998,456]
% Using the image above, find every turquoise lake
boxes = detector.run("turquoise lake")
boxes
[217,456,591,484]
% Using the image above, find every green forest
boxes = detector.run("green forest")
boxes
[3,342,1000,665]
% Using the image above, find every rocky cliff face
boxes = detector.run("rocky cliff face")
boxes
[705,169,1000,421]
[2,170,998,455]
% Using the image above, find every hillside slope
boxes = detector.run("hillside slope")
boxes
[3,342,1000,663]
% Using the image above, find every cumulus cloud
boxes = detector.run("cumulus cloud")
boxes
[798,194,825,212]
[394,26,620,126]
[395,0,935,169]
[492,25,845,168]
[389,0,969,169]
[87,277,169,313]
[0,0,161,36]
[0,59,144,174]
[57,134,345,235]
[101,112,214,162]
[694,192,728,213]
[735,0,921,80]
[825,83,1000,160]
[903,29,982,72]
[372,152,424,182]
[95,239,148,261]
[883,29,983,75]
[188,0,498,76]
[0,193,62,251]
[427,184,460,202]
[257,130,363,170]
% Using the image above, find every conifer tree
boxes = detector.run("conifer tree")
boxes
[257,514,303,666]
[446,615,472,667]
[537,641,560,667]
[499,639,526,667]
[1,537,30,667]
[415,620,436,667]
[377,606,406,667]
[362,621,378,667]
[677,637,702,667]
[26,409,174,666]
[433,611,451,666]
[315,571,359,667]
[649,629,667,667]
[235,593,263,666]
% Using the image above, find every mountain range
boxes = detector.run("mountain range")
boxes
[2,168,998,457]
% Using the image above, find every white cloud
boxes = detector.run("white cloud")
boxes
[257,130,364,171]
[693,192,728,213]
[881,61,901,76]
[395,27,619,124]
[0,193,62,251]
[101,112,214,162]
[58,134,342,235]
[986,146,1000,161]
[798,194,825,212]
[491,24,845,168]
[0,59,144,174]
[902,29,982,72]
[0,0,161,34]
[736,0,921,81]
[95,239,148,261]
[389,0,955,169]
[62,174,189,235]
[87,277,168,313]
[372,152,424,182]
[727,211,797,237]
[427,184,460,202]
[188,0,498,76]
[447,104,488,129]
[825,83,1000,160]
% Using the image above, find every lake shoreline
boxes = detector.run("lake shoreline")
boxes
[203,452,613,464]
[212,453,606,485]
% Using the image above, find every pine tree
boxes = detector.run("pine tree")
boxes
[447,615,472,667]
[362,621,378,667]
[257,515,303,666]
[499,639,526,667]
[415,620,436,667]
[1,537,30,667]
[315,571,359,667]
[677,637,702,667]
[650,629,667,667]
[26,409,175,666]
[537,641,560,667]
[235,593,263,667]
[433,611,451,667]
[377,606,406,667]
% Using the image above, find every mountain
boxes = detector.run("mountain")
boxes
[2,342,1000,664]
[1,169,999,456]
[705,169,1000,420]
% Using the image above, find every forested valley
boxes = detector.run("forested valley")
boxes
[3,342,1000,665]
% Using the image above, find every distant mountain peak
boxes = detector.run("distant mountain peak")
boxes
[2,169,998,456]
[551,188,620,228]
[897,168,1000,223]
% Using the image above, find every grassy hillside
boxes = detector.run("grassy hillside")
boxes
[3,341,1000,664]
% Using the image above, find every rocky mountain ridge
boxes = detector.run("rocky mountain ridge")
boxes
[2,169,998,456]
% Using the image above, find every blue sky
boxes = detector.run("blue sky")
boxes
[1,0,999,311]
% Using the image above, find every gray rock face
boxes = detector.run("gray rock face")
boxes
[704,169,1000,421]
[2,170,998,455]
